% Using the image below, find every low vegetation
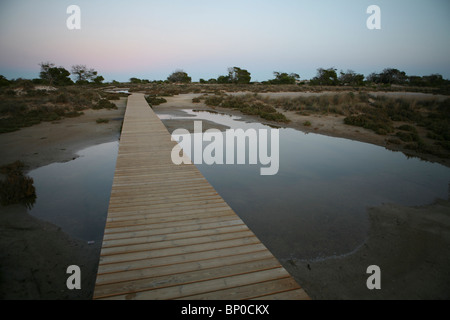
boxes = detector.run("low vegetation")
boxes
[93,99,118,110]
[1,63,449,162]
[0,87,121,133]
[266,92,450,158]
[195,93,287,123]
[96,118,109,124]
[145,95,168,107]
[0,161,36,209]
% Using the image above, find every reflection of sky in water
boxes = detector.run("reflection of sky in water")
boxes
[158,110,450,260]
[25,107,450,261]
[28,141,119,242]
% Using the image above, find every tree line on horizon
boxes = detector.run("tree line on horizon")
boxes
[0,62,449,89]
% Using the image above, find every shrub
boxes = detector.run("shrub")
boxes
[145,96,167,106]
[204,95,224,107]
[0,161,36,208]
[93,99,118,110]
[55,93,69,104]
[397,124,418,133]
[396,131,420,142]
[344,114,394,135]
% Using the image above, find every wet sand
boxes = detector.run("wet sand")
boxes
[286,199,450,300]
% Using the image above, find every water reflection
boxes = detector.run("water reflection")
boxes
[28,141,119,242]
[157,109,450,260]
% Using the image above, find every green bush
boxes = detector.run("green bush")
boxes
[397,124,418,133]
[204,95,224,107]
[396,131,420,142]
[93,99,118,110]
[55,93,69,104]
[344,114,394,135]
[145,96,167,106]
[0,161,36,208]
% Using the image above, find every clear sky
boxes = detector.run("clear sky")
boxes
[1,0,449,82]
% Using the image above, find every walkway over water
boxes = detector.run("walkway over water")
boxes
[93,93,309,300]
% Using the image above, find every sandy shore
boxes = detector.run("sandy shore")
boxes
[1,92,449,299]
[0,98,126,299]
[286,199,450,299]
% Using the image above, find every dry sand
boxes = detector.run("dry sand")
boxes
[1,92,449,299]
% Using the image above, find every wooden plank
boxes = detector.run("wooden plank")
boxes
[94,258,282,299]
[96,250,275,288]
[102,218,245,241]
[101,224,250,248]
[99,268,292,300]
[103,216,241,237]
[179,278,302,300]
[251,288,311,300]
[97,244,270,275]
[98,236,262,266]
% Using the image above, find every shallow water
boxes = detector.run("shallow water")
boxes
[27,141,119,242]
[25,109,450,262]
[157,109,450,260]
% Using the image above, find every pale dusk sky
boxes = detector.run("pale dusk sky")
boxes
[1,0,449,82]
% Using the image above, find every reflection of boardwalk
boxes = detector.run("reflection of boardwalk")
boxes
[93,93,309,300]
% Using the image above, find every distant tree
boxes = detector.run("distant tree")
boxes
[338,70,365,86]
[228,67,251,84]
[311,68,338,85]
[199,78,207,84]
[71,65,98,83]
[407,75,423,86]
[129,77,142,84]
[366,72,381,84]
[207,78,218,84]
[39,62,73,86]
[167,70,191,83]
[379,68,407,85]
[93,75,104,85]
[269,72,300,84]
[39,62,55,83]
[422,74,445,87]
[217,75,231,84]
[368,68,407,85]
[0,75,10,87]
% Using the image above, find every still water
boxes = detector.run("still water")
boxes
[28,141,119,242]
[158,109,450,260]
[25,109,450,263]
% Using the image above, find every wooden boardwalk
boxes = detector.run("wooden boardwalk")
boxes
[93,93,309,300]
